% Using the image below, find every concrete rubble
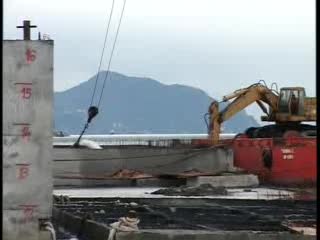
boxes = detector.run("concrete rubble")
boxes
[187,174,259,188]
[151,184,228,196]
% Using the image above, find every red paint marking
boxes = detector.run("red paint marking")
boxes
[26,48,37,63]
[16,164,30,180]
[21,126,31,142]
[20,204,37,222]
[20,86,32,99]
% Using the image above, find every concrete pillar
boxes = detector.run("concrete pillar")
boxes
[3,40,54,240]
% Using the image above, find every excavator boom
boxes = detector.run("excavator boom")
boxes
[208,83,278,144]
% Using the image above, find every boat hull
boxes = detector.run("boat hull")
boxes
[233,137,317,186]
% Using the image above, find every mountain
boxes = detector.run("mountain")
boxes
[54,71,259,134]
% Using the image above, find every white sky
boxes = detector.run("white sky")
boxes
[4,0,316,121]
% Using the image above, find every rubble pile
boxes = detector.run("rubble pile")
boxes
[151,183,228,196]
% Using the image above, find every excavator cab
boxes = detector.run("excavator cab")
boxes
[278,87,305,116]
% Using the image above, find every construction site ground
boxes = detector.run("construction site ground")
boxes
[52,186,316,240]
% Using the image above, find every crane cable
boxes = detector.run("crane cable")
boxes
[97,0,127,107]
[74,0,127,147]
[90,0,116,107]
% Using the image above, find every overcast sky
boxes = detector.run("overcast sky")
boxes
[4,0,316,121]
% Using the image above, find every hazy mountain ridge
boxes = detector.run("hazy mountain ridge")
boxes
[54,71,259,134]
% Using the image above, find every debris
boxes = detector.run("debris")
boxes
[151,184,228,196]
[130,202,138,207]
[243,189,253,192]
[176,169,213,177]
[281,221,317,236]
[169,207,176,213]
[107,210,140,240]
[111,169,153,179]
[79,139,102,149]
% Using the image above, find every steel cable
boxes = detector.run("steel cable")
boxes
[74,0,127,146]
[97,0,127,107]
[90,0,116,107]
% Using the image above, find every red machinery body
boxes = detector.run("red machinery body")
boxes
[232,137,317,186]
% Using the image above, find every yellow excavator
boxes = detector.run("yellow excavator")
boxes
[208,81,317,144]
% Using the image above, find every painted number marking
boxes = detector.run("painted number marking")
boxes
[15,83,33,100]
[26,49,36,64]
[22,126,31,141]
[12,123,32,141]
[283,155,294,160]
[20,205,37,222]
[281,148,295,160]
[16,164,30,180]
[21,86,32,99]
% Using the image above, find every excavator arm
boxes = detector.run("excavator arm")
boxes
[208,84,279,144]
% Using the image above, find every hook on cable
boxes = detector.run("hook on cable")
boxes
[73,106,99,147]
[87,106,99,123]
